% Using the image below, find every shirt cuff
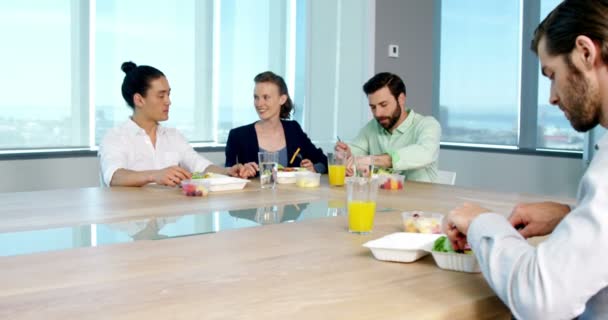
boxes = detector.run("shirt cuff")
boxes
[314,163,327,174]
[468,213,524,249]
[387,150,400,167]
[103,165,121,187]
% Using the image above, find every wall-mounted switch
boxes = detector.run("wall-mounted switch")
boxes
[388,44,399,58]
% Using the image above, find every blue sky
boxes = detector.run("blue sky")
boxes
[439,0,562,112]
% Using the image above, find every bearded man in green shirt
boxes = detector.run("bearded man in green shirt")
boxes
[335,72,441,182]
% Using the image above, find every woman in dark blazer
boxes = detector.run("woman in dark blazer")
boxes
[225,71,327,173]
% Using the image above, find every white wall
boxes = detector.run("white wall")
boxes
[374,0,437,117]
[439,149,582,197]
[0,149,582,197]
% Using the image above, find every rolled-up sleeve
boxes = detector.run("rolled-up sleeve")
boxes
[349,124,373,157]
[390,117,440,171]
[99,132,128,187]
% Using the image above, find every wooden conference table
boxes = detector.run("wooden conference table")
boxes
[0,178,572,319]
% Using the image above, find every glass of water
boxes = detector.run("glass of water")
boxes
[258,151,278,189]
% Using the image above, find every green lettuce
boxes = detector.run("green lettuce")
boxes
[432,236,455,253]
[432,236,473,254]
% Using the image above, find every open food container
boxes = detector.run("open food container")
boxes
[430,251,481,273]
[363,232,442,263]
[430,236,481,273]
[296,172,320,188]
[183,174,249,193]
[181,179,211,197]
[277,167,304,184]
[401,211,443,234]
[376,173,405,190]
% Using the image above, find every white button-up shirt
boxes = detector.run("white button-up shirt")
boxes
[468,133,608,319]
[99,119,212,186]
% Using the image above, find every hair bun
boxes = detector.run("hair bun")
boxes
[121,61,137,74]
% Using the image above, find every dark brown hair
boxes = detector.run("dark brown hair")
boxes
[254,71,294,119]
[120,61,165,109]
[531,0,608,65]
[362,72,406,102]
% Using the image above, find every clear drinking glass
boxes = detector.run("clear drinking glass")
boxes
[258,151,278,189]
[255,205,282,225]
[346,176,379,234]
[354,156,374,178]
[328,151,347,186]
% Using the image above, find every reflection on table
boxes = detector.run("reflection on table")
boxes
[0,199,356,257]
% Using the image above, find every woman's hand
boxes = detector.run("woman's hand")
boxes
[227,162,258,178]
[300,159,316,172]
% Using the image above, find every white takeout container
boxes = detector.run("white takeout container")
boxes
[431,251,481,273]
[189,174,249,192]
[363,232,442,263]
[296,172,320,188]
[277,169,300,184]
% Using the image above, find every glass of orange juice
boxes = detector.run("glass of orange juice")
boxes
[346,176,379,234]
[328,151,347,186]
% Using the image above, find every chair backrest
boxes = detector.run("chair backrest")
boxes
[436,170,456,186]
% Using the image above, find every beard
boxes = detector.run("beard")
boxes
[376,105,402,130]
[562,59,602,132]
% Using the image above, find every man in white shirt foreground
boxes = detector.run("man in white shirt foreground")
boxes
[444,1,608,319]
[100,61,257,187]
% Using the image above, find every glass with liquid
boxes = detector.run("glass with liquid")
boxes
[346,176,379,234]
[328,151,347,186]
[258,151,278,189]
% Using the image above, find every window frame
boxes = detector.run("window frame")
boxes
[434,0,582,157]
[3,0,580,159]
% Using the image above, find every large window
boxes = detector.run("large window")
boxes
[96,0,197,144]
[439,1,521,147]
[0,1,371,153]
[536,0,584,150]
[439,0,584,152]
[0,1,77,149]
[216,0,296,143]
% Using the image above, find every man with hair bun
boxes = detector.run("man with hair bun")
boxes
[99,61,257,187]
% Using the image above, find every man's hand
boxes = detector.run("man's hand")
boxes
[508,201,570,238]
[345,156,354,177]
[443,202,491,251]
[371,154,392,169]
[152,166,191,186]
[228,162,258,178]
[300,159,316,172]
[335,142,352,157]
[335,142,355,176]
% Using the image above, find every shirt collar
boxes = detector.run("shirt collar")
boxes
[378,108,414,135]
[124,117,167,136]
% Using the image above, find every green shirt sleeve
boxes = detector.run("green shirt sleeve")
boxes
[347,121,374,157]
[389,117,441,171]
